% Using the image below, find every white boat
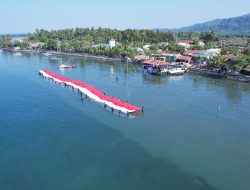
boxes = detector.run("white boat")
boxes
[59,64,75,69]
[160,67,171,74]
[127,57,132,62]
[13,52,22,56]
[0,49,2,53]
[50,56,62,61]
[43,52,52,56]
[167,68,186,75]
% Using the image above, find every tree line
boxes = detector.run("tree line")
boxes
[27,28,220,56]
[0,27,239,58]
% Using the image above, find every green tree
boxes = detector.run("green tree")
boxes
[167,44,185,53]
[200,32,219,44]
[0,36,13,47]
[235,54,250,68]
[191,34,200,45]
[191,45,204,50]
[207,55,225,69]
[244,47,250,56]
[221,46,238,55]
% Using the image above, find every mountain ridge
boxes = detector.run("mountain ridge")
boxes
[156,13,250,35]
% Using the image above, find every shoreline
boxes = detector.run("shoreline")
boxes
[188,67,250,83]
[1,47,250,83]
[0,48,126,62]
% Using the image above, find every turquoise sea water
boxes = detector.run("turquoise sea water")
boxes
[0,51,250,190]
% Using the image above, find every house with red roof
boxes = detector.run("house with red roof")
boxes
[142,60,170,75]
[176,55,192,65]
[224,54,236,61]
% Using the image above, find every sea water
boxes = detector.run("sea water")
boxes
[0,51,250,190]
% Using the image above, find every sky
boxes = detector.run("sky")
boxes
[1,0,250,34]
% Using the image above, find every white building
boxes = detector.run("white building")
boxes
[136,47,144,55]
[198,41,205,47]
[109,39,116,48]
[29,42,43,49]
[14,47,20,51]
[143,44,151,50]
[103,39,116,49]
[206,48,221,56]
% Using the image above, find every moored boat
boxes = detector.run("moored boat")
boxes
[142,60,170,75]
[43,52,52,56]
[167,67,186,75]
[59,64,76,69]
[13,52,22,56]
[50,56,62,61]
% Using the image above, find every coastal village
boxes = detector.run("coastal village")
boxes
[1,29,250,82]
[138,40,250,82]
[2,1,250,190]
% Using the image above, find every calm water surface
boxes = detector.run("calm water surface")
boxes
[0,51,250,190]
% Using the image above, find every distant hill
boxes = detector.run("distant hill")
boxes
[0,33,28,37]
[156,13,250,35]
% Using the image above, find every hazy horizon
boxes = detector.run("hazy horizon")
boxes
[1,0,250,34]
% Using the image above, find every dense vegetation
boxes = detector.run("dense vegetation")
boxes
[29,29,221,55]
[29,28,176,44]
[0,28,221,57]
[26,28,178,57]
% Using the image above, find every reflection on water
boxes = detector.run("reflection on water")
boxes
[142,74,185,87]
[142,74,169,86]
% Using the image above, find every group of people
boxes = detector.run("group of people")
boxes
[40,72,144,117]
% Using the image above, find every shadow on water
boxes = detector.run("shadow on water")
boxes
[0,114,218,190]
